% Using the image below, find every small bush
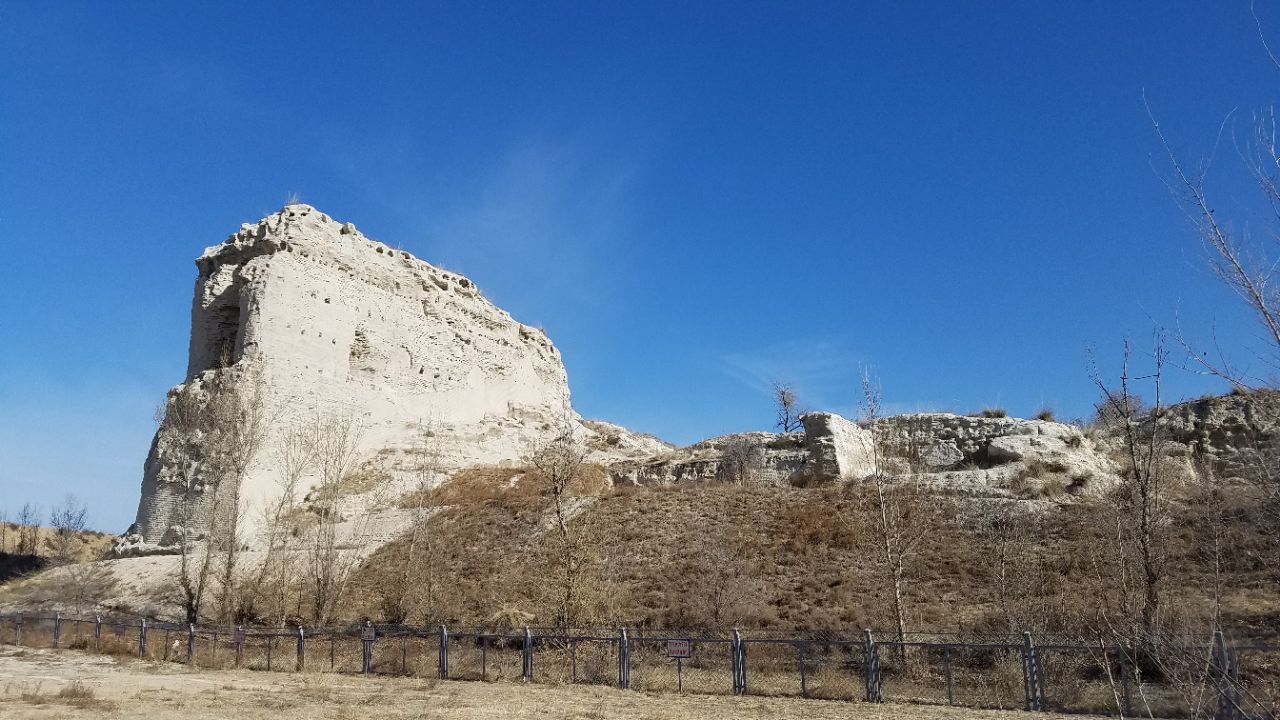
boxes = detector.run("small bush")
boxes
[978,407,1007,418]
[1034,407,1056,422]
[18,682,114,711]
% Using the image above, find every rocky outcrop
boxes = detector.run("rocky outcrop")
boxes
[799,412,875,482]
[611,410,1121,500]
[608,412,876,487]
[122,204,1280,556]
[1159,390,1280,477]
[609,432,809,486]
[126,204,597,549]
[871,413,1104,472]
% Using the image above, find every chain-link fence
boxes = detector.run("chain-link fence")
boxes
[1,611,1276,719]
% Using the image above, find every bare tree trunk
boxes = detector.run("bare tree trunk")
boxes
[531,416,591,628]
[856,369,936,655]
[306,412,365,625]
[1091,337,1168,643]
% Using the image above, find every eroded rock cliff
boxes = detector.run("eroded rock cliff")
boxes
[126,204,609,549]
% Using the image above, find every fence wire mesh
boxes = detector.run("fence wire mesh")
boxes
[1238,647,1280,720]
[446,633,524,682]
[629,638,733,695]
[530,636,617,686]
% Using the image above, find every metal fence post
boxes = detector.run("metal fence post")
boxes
[296,626,305,672]
[94,615,102,653]
[53,612,61,648]
[1118,646,1133,719]
[235,626,245,668]
[864,629,881,703]
[15,613,21,645]
[362,621,375,674]
[732,629,746,695]
[944,645,954,705]
[1213,630,1239,720]
[522,626,534,683]
[187,623,196,665]
[139,619,148,658]
[438,624,449,679]
[798,641,808,697]
[617,628,630,690]
[1022,632,1045,712]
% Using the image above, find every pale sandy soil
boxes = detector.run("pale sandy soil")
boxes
[0,645,1098,720]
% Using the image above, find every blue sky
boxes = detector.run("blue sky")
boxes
[2,2,1278,531]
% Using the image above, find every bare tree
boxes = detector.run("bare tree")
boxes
[1090,336,1169,642]
[382,417,444,623]
[772,381,805,433]
[675,527,761,627]
[214,369,272,622]
[46,494,111,614]
[241,419,312,625]
[159,367,271,623]
[16,503,39,555]
[530,418,592,627]
[717,436,765,485]
[47,495,87,565]
[1148,38,1280,389]
[306,412,365,624]
[854,368,935,651]
[162,381,223,624]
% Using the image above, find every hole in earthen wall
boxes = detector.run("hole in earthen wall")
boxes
[349,328,372,374]
[208,305,241,369]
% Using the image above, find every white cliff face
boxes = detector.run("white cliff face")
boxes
[611,410,1122,500]
[130,204,576,546]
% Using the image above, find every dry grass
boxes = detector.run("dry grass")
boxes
[0,644,1104,720]
[7,680,116,711]
[401,463,612,507]
[0,524,115,562]
[344,468,1279,639]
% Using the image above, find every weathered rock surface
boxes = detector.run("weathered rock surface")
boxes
[120,204,1280,558]
[607,413,873,487]
[125,204,648,551]
[610,410,1121,500]
[609,431,808,486]
[1159,390,1280,477]
[800,412,876,482]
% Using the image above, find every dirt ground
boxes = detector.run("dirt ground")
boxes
[0,645,1099,720]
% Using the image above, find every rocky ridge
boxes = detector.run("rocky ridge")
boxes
[119,204,1280,559]
[121,204,660,553]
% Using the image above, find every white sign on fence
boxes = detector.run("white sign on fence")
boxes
[666,639,692,659]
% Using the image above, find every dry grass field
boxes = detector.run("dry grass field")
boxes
[0,645,1101,720]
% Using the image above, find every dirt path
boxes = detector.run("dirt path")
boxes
[0,646,1096,720]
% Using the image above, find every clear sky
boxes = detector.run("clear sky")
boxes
[2,2,1277,532]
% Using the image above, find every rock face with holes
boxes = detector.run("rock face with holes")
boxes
[607,413,878,488]
[126,204,580,548]
[610,410,1122,500]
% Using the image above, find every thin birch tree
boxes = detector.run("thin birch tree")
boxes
[855,368,935,652]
